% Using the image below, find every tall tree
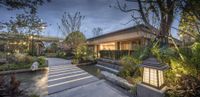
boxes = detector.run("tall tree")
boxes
[178,0,200,41]
[1,14,47,35]
[58,12,85,36]
[92,27,103,37]
[115,0,180,47]
[0,0,50,14]
[65,31,86,51]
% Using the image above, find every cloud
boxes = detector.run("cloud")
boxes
[0,0,178,39]
[35,0,135,38]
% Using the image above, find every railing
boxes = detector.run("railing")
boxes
[99,50,134,60]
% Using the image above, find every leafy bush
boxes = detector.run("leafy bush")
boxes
[191,42,200,70]
[151,44,175,64]
[14,53,33,64]
[118,56,140,78]
[0,63,32,71]
[45,53,57,57]
[56,51,66,58]
[65,31,86,50]
[37,56,46,66]
[0,52,7,58]
[73,45,96,64]
[72,59,79,64]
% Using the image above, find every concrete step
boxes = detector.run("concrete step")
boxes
[49,68,81,75]
[48,64,99,95]
[48,75,98,94]
[96,64,119,74]
[48,73,91,85]
[48,70,85,80]
[97,61,122,70]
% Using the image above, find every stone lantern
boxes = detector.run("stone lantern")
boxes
[137,57,169,97]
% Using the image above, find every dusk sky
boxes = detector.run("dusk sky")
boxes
[0,0,179,39]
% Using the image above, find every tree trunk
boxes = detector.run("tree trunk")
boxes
[157,0,174,48]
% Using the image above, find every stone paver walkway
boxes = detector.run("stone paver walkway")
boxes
[47,58,130,97]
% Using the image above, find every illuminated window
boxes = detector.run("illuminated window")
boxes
[100,42,116,50]
[120,42,131,50]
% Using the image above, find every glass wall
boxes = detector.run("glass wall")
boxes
[99,42,116,50]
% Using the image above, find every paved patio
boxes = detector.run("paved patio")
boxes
[47,58,130,97]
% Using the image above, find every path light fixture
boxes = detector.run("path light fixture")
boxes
[141,57,169,89]
[137,57,169,97]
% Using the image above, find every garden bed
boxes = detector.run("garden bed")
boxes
[0,63,47,71]
[0,67,48,75]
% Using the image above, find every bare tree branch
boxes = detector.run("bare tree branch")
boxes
[58,12,85,36]
[115,0,139,12]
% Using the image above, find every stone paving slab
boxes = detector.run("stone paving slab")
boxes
[47,58,99,95]
[47,58,130,97]
[48,80,129,97]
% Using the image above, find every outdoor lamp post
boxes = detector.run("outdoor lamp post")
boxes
[137,57,169,97]
[141,58,169,89]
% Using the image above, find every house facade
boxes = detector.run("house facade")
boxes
[87,25,181,58]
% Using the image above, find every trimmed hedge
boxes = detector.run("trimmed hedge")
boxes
[99,50,134,60]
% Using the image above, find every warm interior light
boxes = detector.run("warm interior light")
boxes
[100,42,115,50]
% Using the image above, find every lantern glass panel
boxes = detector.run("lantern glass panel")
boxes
[158,70,164,87]
[143,67,149,83]
[150,68,157,87]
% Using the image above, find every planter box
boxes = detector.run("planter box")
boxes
[100,71,133,90]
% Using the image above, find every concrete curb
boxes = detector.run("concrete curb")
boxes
[0,67,48,75]
[100,71,134,90]
[74,62,96,66]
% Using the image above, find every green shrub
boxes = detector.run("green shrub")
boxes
[56,51,66,58]
[37,56,46,66]
[118,56,140,78]
[0,63,32,71]
[14,53,33,64]
[191,42,200,69]
[72,59,79,64]
[73,45,96,63]
[0,52,7,58]
[45,53,57,57]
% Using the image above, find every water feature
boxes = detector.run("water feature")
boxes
[78,65,101,78]
[1,70,48,97]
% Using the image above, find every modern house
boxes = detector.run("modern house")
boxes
[87,24,181,59]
